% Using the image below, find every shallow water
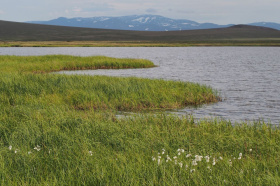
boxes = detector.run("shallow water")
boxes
[1,47,280,124]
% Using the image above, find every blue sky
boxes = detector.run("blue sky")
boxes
[1,0,279,24]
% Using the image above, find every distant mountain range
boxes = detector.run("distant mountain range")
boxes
[27,15,280,31]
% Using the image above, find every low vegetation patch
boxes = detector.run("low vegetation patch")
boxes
[0,55,278,185]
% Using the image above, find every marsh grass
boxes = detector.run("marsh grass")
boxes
[0,55,155,73]
[0,55,279,185]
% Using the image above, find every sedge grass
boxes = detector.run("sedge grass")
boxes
[0,55,279,185]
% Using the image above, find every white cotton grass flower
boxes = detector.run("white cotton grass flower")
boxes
[173,156,177,160]
[249,149,253,152]
[195,155,203,162]
[219,156,223,160]
[186,154,192,158]
[34,145,41,151]
[166,155,172,162]
[177,149,185,155]
[89,151,93,156]
[9,145,12,151]
[212,158,216,165]
[28,151,32,155]
[14,149,19,154]
[152,156,156,161]
[229,159,232,166]
[192,160,198,166]
[185,164,188,170]
[190,169,195,173]
[205,156,210,163]
[179,162,183,168]
[238,153,242,160]
[158,158,161,165]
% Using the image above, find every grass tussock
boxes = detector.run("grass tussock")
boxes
[0,54,278,185]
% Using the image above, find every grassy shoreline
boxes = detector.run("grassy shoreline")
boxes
[1,40,280,47]
[0,55,279,185]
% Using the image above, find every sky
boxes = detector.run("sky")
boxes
[1,0,280,24]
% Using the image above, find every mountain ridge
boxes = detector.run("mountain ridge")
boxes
[27,15,280,31]
[1,20,280,42]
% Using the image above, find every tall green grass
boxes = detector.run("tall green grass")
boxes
[0,55,155,73]
[0,55,279,185]
[1,109,279,185]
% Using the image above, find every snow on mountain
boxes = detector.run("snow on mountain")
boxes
[27,15,280,31]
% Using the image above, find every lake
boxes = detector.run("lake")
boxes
[1,47,279,124]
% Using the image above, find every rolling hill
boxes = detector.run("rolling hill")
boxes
[1,20,280,42]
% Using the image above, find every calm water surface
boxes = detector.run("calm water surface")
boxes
[1,47,280,124]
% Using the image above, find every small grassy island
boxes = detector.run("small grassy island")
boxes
[0,55,279,185]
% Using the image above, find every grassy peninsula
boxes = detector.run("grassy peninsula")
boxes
[0,55,279,185]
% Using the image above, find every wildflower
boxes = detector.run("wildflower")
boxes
[15,149,19,153]
[157,156,162,165]
[195,155,203,161]
[166,155,172,162]
[28,151,32,155]
[219,156,223,160]
[152,156,156,161]
[205,156,210,162]
[207,166,211,171]
[190,169,195,173]
[162,149,165,154]
[192,160,198,166]
[177,149,185,154]
[178,152,181,156]
[179,162,183,168]
[213,158,216,165]
[173,156,177,159]
[229,159,232,166]
[249,149,252,152]
[253,169,256,172]
[185,165,188,170]
[34,145,41,151]
[8,146,12,151]
[186,154,192,158]
[89,151,93,156]
[238,153,242,160]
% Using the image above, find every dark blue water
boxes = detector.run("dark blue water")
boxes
[1,47,279,124]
